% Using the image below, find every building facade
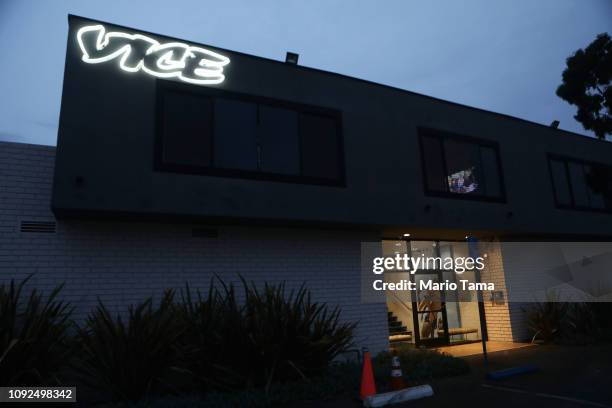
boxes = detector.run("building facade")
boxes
[1,15,612,352]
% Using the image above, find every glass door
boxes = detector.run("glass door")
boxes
[412,271,449,347]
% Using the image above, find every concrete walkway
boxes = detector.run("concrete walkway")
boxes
[434,341,536,357]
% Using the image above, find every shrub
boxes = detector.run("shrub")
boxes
[523,290,612,344]
[97,348,470,408]
[95,364,357,408]
[74,291,185,402]
[241,279,356,390]
[564,302,612,344]
[594,305,612,342]
[523,291,569,343]
[565,302,598,344]
[173,282,242,392]
[0,275,73,386]
[373,346,470,385]
[71,278,356,402]
[175,278,356,394]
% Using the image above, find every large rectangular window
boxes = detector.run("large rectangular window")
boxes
[258,105,300,175]
[156,83,344,185]
[161,91,213,168]
[300,112,341,180]
[214,98,258,171]
[418,128,505,201]
[548,155,612,211]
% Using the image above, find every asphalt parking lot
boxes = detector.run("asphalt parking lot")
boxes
[299,343,612,408]
[402,343,612,408]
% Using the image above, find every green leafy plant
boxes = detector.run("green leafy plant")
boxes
[0,275,73,386]
[556,32,611,140]
[240,278,356,392]
[592,302,612,341]
[523,291,569,343]
[175,277,356,394]
[565,302,598,344]
[96,348,469,408]
[374,345,469,385]
[74,291,185,402]
[173,281,244,392]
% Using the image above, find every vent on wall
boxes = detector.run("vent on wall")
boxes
[20,221,56,233]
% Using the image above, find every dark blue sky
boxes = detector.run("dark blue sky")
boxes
[1,0,610,146]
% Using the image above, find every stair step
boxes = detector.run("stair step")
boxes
[389,333,412,343]
[389,326,408,333]
[387,310,410,338]
[390,330,412,336]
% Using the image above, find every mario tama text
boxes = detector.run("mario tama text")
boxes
[373,278,495,292]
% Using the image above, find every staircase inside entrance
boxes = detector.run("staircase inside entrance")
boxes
[387,311,412,346]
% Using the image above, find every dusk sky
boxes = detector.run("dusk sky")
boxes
[1,0,610,146]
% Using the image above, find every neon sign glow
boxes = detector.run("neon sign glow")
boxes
[76,24,230,85]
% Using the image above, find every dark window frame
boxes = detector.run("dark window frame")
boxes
[417,127,507,203]
[547,153,612,214]
[154,80,346,187]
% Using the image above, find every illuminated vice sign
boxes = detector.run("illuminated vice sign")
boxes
[76,25,230,85]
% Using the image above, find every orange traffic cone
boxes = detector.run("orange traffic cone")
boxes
[389,354,407,390]
[360,348,377,400]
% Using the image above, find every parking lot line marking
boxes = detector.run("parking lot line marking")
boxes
[481,384,612,408]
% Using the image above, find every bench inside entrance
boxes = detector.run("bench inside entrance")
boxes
[439,327,478,340]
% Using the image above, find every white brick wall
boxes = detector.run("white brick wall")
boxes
[0,141,389,354]
[476,240,536,342]
[479,240,515,342]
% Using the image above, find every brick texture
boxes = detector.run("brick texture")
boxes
[0,141,389,354]
[479,240,515,341]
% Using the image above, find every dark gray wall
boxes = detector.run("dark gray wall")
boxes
[53,15,612,237]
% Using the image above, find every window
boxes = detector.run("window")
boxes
[418,128,504,200]
[300,113,341,180]
[421,135,446,192]
[548,156,612,211]
[156,83,344,185]
[214,98,258,171]
[549,159,572,206]
[259,105,300,175]
[568,162,589,207]
[161,91,213,167]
